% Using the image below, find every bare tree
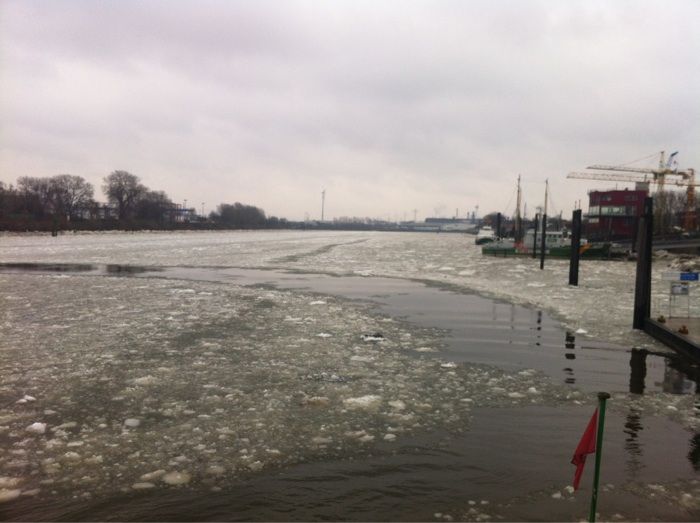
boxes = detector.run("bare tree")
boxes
[17,176,55,215]
[51,174,95,220]
[135,190,173,222]
[102,171,145,220]
[211,202,267,228]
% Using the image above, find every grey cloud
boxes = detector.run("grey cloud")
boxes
[1,0,699,220]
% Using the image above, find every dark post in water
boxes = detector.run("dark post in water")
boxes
[51,214,59,237]
[633,197,654,330]
[569,209,582,286]
[532,213,539,259]
[496,212,502,239]
[539,213,547,270]
[540,179,549,270]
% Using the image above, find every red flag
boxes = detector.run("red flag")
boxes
[571,408,598,490]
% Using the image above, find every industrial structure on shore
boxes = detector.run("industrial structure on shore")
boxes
[569,151,698,240]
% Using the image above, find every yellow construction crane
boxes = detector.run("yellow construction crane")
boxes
[567,151,697,232]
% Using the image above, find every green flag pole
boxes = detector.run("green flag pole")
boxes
[589,392,611,523]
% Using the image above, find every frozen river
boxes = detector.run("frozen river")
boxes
[1,230,700,521]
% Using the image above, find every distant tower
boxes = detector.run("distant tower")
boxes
[321,189,326,221]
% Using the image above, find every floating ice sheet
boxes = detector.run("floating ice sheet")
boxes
[1,230,699,516]
[0,230,684,348]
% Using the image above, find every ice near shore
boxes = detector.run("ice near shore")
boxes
[1,268,582,501]
[1,230,699,518]
[0,230,687,347]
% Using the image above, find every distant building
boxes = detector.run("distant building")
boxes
[585,188,647,241]
[421,217,478,232]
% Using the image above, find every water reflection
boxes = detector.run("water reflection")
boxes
[565,331,575,349]
[561,332,700,473]
[624,409,644,475]
[629,348,648,395]
[660,365,697,394]
[0,262,161,275]
[0,262,96,272]
[563,366,575,385]
[688,433,700,472]
[562,332,700,396]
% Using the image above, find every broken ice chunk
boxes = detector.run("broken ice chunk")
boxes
[350,355,374,362]
[343,395,382,410]
[206,465,226,476]
[26,422,46,435]
[131,375,159,386]
[388,400,406,410]
[0,478,21,489]
[140,470,166,482]
[162,471,191,485]
[0,489,22,504]
[248,461,264,472]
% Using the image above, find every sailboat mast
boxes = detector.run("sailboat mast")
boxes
[539,179,549,270]
[543,179,548,218]
[515,175,522,242]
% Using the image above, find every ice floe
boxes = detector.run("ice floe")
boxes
[162,471,191,485]
[25,422,46,435]
[343,395,382,410]
[1,232,697,515]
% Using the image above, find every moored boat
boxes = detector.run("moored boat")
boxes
[475,226,496,245]
[482,229,612,258]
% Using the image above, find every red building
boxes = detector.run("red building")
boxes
[585,188,648,241]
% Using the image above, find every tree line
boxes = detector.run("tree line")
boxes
[0,171,287,231]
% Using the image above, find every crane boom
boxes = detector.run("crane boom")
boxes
[567,171,652,183]
[567,171,700,186]
[587,164,658,174]
[569,151,697,234]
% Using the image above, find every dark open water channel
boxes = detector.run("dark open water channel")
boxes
[2,263,700,521]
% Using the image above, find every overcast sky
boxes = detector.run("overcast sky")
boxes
[1,1,698,221]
